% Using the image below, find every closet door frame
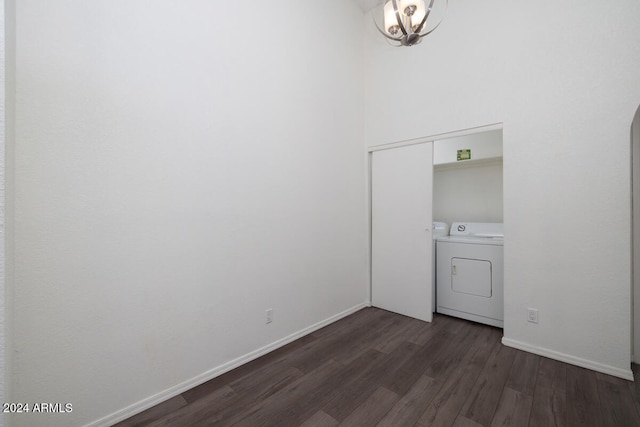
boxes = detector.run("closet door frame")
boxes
[367,124,503,322]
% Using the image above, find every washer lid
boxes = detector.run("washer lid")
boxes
[433,221,449,238]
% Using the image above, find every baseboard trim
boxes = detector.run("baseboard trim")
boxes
[502,337,634,381]
[88,302,368,427]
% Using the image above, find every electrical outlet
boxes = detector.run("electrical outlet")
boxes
[527,308,538,324]
[266,308,273,324]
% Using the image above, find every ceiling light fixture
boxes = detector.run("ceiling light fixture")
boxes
[374,0,448,47]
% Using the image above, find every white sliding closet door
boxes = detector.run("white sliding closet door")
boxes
[371,143,433,322]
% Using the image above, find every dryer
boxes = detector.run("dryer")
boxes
[436,222,504,327]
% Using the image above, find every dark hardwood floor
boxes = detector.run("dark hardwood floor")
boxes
[116,307,640,426]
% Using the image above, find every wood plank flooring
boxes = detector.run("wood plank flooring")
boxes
[115,308,640,427]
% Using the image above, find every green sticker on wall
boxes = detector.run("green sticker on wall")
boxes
[457,149,471,161]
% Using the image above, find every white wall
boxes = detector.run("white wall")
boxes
[0,2,6,426]
[433,160,503,226]
[365,0,640,378]
[9,1,366,426]
[3,1,15,426]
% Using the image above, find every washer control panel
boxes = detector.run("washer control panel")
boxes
[449,222,503,238]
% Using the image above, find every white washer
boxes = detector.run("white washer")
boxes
[436,222,504,327]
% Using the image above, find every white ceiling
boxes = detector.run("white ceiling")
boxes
[353,0,380,13]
